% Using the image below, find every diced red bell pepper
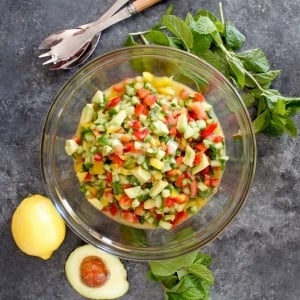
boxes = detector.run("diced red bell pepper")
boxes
[109,203,118,216]
[106,96,122,109]
[105,172,113,183]
[109,153,124,166]
[172,211,188,226]
[132,120,142,130]
[201,122,218,138]
[133,128,150,140]
[134,103,149,117]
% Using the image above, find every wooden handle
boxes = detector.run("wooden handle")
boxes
[132,0,162,13]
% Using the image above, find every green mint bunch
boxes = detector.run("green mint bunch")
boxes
[125,4,300,136]
[148,251,214,300]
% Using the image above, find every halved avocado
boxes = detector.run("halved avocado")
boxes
[65,244,129,299]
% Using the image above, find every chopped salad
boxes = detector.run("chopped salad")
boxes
[65,72,228,230]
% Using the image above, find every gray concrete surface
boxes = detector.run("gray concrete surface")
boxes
[0,0,299,299]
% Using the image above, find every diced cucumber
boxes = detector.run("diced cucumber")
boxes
[124,186,143,199]
[144,199,156,209]
[152,120,169,136]
[192,153,209,174]
[149,180,169,197]
[176,114,188,133]
[131,166,151,184]
[65,139,79,155]
[108,110,127,128]
[183,145,196,167]
[80,103,94,125]
[158,220,173,230]
[92,90,104,105]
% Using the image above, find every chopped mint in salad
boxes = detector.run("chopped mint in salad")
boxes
[65,72,228,230]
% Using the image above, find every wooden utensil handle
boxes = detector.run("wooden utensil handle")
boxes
[132,0,162,13]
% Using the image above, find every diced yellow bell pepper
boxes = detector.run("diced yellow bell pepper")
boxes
[91,161,104,175]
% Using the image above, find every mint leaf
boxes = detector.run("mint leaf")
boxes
[225,21,245,50]
[149,250,198,277]
[192,16,218,34]
[144,30,170,46]
[228,55,245,87]
[245,70,281,88]
[237,48,270,73]
[162,15,194,50]
[167,274,209,300]
[187,264,214,285]
[194,252,213,267]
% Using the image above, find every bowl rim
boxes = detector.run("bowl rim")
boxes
[41,45,257,260]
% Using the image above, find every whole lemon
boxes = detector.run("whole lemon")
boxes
[11,194,66,260]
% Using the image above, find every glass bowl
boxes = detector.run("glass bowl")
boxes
[41,46,256,260]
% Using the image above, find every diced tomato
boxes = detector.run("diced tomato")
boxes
[169,126,177,136]
[189,178,198,198]
[200,166,211,176]
[134,103,149,116]
[165,115,178,126]
[201,122,218,138]
[112,83,125,93]
[132,120,142,130]
[194,152,202,165]
[120,210,139,223]
[173,194,189,204]
[166,169,181,177]
[84,173,93,181]
[72,135,81,144]
[175,174,186,188]
[109,203,118,216]
[187,111,197,122]
[104,191,114,202]
[134,204,145,216]
[106,96,122,109]
[203,174,211,186]
[143,94,156,106]
[164,197,175,208]
[172,211,188,226]
[213,135,224,143]
[94,153,103,161]
[210,178,219,187]
[118,195,132,210]
[193,92,205,102]
[105,172,113,183]
[109,153,124,166]
[189,102,207,120]
[195,143,207,152]
[137,88,150,99]
[133,128,150,140]
[119,134,131,143]
[175,156,184,165]
[180,88,190,100]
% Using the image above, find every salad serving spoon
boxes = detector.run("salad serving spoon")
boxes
[39,0,162,70]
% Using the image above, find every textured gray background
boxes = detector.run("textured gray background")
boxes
[1,0,300,299]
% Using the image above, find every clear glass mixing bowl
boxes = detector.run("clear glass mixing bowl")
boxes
[41,46,256,260]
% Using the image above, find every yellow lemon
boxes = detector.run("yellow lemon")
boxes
[11,194,66,260]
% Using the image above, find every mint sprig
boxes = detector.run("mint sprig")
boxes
[148,251,214,300]
[125,4,300,136]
